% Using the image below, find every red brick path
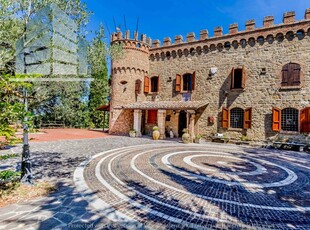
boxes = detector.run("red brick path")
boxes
[26,129,110,142]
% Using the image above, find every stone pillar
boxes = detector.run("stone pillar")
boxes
[157,110,166,139]
[174,111,180,138]
[133,110,142,137]
[188,112,196,143]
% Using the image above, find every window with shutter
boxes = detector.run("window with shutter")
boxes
[231,67,245,89]
[182,73,193,91]
[241,65,246,89]
[150,76,159,92]
[144,76,150,93]
[281,63,301,87]
[230,107,244,128]
[281,108,298,131]
[135,79,141,94]
[292,63,301,86]
[222,107,229,128]
[176,74,181,92]
[300,107,310,132]
[244,108,252,129]
[272,108,281,131]
[192,71,196,90]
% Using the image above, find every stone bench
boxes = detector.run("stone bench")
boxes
[273,141,305,151]
[210,135,229,143]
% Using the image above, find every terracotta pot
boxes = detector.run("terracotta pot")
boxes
[182,133,190,144]
[153,130,160,140]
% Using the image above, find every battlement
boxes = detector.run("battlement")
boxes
[150,9,310,50]
[111,30,152,53]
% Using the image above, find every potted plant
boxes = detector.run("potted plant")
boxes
[182,128,190,144]
[129,129,136,138]
[194,134,202,143]
[152,126,160,140]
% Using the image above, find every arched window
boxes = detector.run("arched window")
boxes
[135,79,142,94]
[281,63,301,87]
[150,76,159,92]
[230,107,244,128]
[281,108,298,131]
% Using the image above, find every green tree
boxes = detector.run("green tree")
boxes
[0,0,92,144]
[88,24,109,128]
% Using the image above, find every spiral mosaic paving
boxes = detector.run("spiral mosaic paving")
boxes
[74,143,310,229]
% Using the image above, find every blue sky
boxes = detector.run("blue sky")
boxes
[85,0,310,42]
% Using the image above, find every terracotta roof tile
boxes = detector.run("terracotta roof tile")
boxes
[114,101,208,110]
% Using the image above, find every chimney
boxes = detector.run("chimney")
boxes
[214,27,223,37]
[199,30,208,40]
[283,11,295,24]
[141,34,147,43]
[229,23,238,34]
[186,32,195,42]
[152,39,161,48]
[125,30,130,39]
[146,37,152,46]
[117,31,123,39]
[163,37,171,46]
[134,31,138,40]
[174,35,183,45]
[305,8,310,20]
[245,20,255,31]
[263,16,274,28]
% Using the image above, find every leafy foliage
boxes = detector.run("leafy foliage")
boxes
[87,24,110,128]
[0,153,20,161]
[0,170,21,182]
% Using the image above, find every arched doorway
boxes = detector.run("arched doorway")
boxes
[178,110,187,137]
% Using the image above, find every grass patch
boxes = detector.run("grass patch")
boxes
[0,153,20,161]
[0,180,56,208]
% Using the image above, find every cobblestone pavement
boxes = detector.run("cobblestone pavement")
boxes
[1,138,310,229]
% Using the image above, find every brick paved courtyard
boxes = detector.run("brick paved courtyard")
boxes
[1,136,310,229]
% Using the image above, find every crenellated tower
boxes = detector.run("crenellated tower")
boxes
[109,30,152,135]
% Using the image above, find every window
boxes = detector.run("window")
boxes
[135,79,141,94]
[144,76,160,93]
[281,63,301,87]
[183,74,192,91]
[147,110,157,124]
[175,72,196,93]
[281,108,299,131]
[272,107,306,132]
[231,66,245,89]
[230,108,244,128]
[222,107,252,129]
[150,76,159,92]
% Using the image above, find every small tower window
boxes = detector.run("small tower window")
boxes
[231,66,245,89]
[150,76,159,92]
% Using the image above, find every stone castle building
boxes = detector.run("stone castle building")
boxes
[108,9,310,142]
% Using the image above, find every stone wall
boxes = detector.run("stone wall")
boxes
[109,32,150,135]
[148,11,310,141]
[110,10,310,140]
